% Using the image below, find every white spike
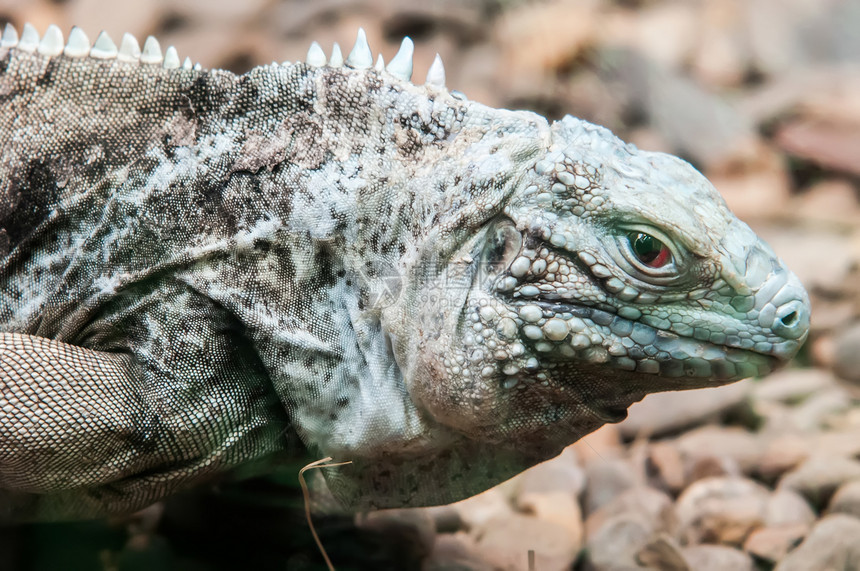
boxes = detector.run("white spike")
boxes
[18,23,39,52]
[38,24,63,56]
[346,28,372,69]
[90,31,117,59]
[306,41,326,67]
[182,56,192,70]
[163,46,179,69]
[140,36,162,64]
[329,42,343,67]
[375,53,384,71]
[193,62,201,71]
[64,27,90,57]
[425,53,446,88]
[1,24,18,48]
[118,33,140,62]
[386,36,413,80]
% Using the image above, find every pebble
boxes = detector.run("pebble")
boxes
[582,457,640,515]
[585,486,676,541]
[764,489,816,527]
[756,434,811,483]
[680,544,755,571]
[516,448,586,498]
[774,514,860,571]
[743,524,808,565]
[833,321,860,386]
[635,534,688,570]
[423,532,495,571]
[645,441,686,493]
[517,491,583,543]
[674,425,764,476]
[450,488,515,534]
[619,380,752,439]
[675,476,770,546]
[826,479,860,519]
[355,508,436,559]
[778,455,860,510]
[581,513,655,571]
[475,513,580,571]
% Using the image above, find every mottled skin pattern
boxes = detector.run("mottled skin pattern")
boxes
[0,28,810,521]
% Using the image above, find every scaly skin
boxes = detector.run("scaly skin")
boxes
[0,25,810,520]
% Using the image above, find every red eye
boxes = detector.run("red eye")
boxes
[629,232,671,268]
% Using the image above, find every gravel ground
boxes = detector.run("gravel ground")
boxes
[1,0,858,569]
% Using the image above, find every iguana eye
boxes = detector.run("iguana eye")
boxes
[483,220,523,274]
[628,232,672,268]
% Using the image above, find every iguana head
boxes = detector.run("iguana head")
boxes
[394,114,809,473]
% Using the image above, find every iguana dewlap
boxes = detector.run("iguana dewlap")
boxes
[0,24,810,520]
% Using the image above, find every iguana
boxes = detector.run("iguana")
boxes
[0,23,810,521]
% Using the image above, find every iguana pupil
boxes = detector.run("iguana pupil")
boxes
[630,232,670,267]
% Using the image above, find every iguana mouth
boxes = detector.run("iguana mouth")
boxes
[496,296,779,382]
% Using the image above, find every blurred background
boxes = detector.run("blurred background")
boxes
[0,0,859,569]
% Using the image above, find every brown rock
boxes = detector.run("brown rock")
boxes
[67,0,161,43]
[419,505,464,534]
[516,447,585,499]
[646,441,686,494]
[764,489,816,527]
[681,544,754,571]
[517,491,583,544]
[424,532,494,571]
[619,380,752,439]
[751,225,855,297]
[635,533,689,571]
[778,455,860,510]
[355,507,436,559]
[792,179,860,225]
[675,425,764,476]
[598,48,755,168]
[452,487,514,534]
[827,479,860,519]
[585,486,676,541]
[581,513,654,571]
[582,458,641,515]
[708,141,790,220]
[743,524,808,565]
[834,322,860,386]
[752,368,839,404]
[475,513,581,571]
[688,455,735,483]
[757,435,810,483]
[788,386,854,432]
[495,0,598,82]
[675,477,770,546]
[570,424,623,464]
[774,514,860,571]
[692,0,747,87]
[774,118,860,177]
[743,0,811,77]
[809,334,836,370]
[618,2,699,70]
[814,429,860,460]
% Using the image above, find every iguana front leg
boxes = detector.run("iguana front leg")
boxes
[0,298,289,520]
[0,333,148,494]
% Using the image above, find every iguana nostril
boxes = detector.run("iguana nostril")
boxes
[780,311,798,328]
[772,299,810,340]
